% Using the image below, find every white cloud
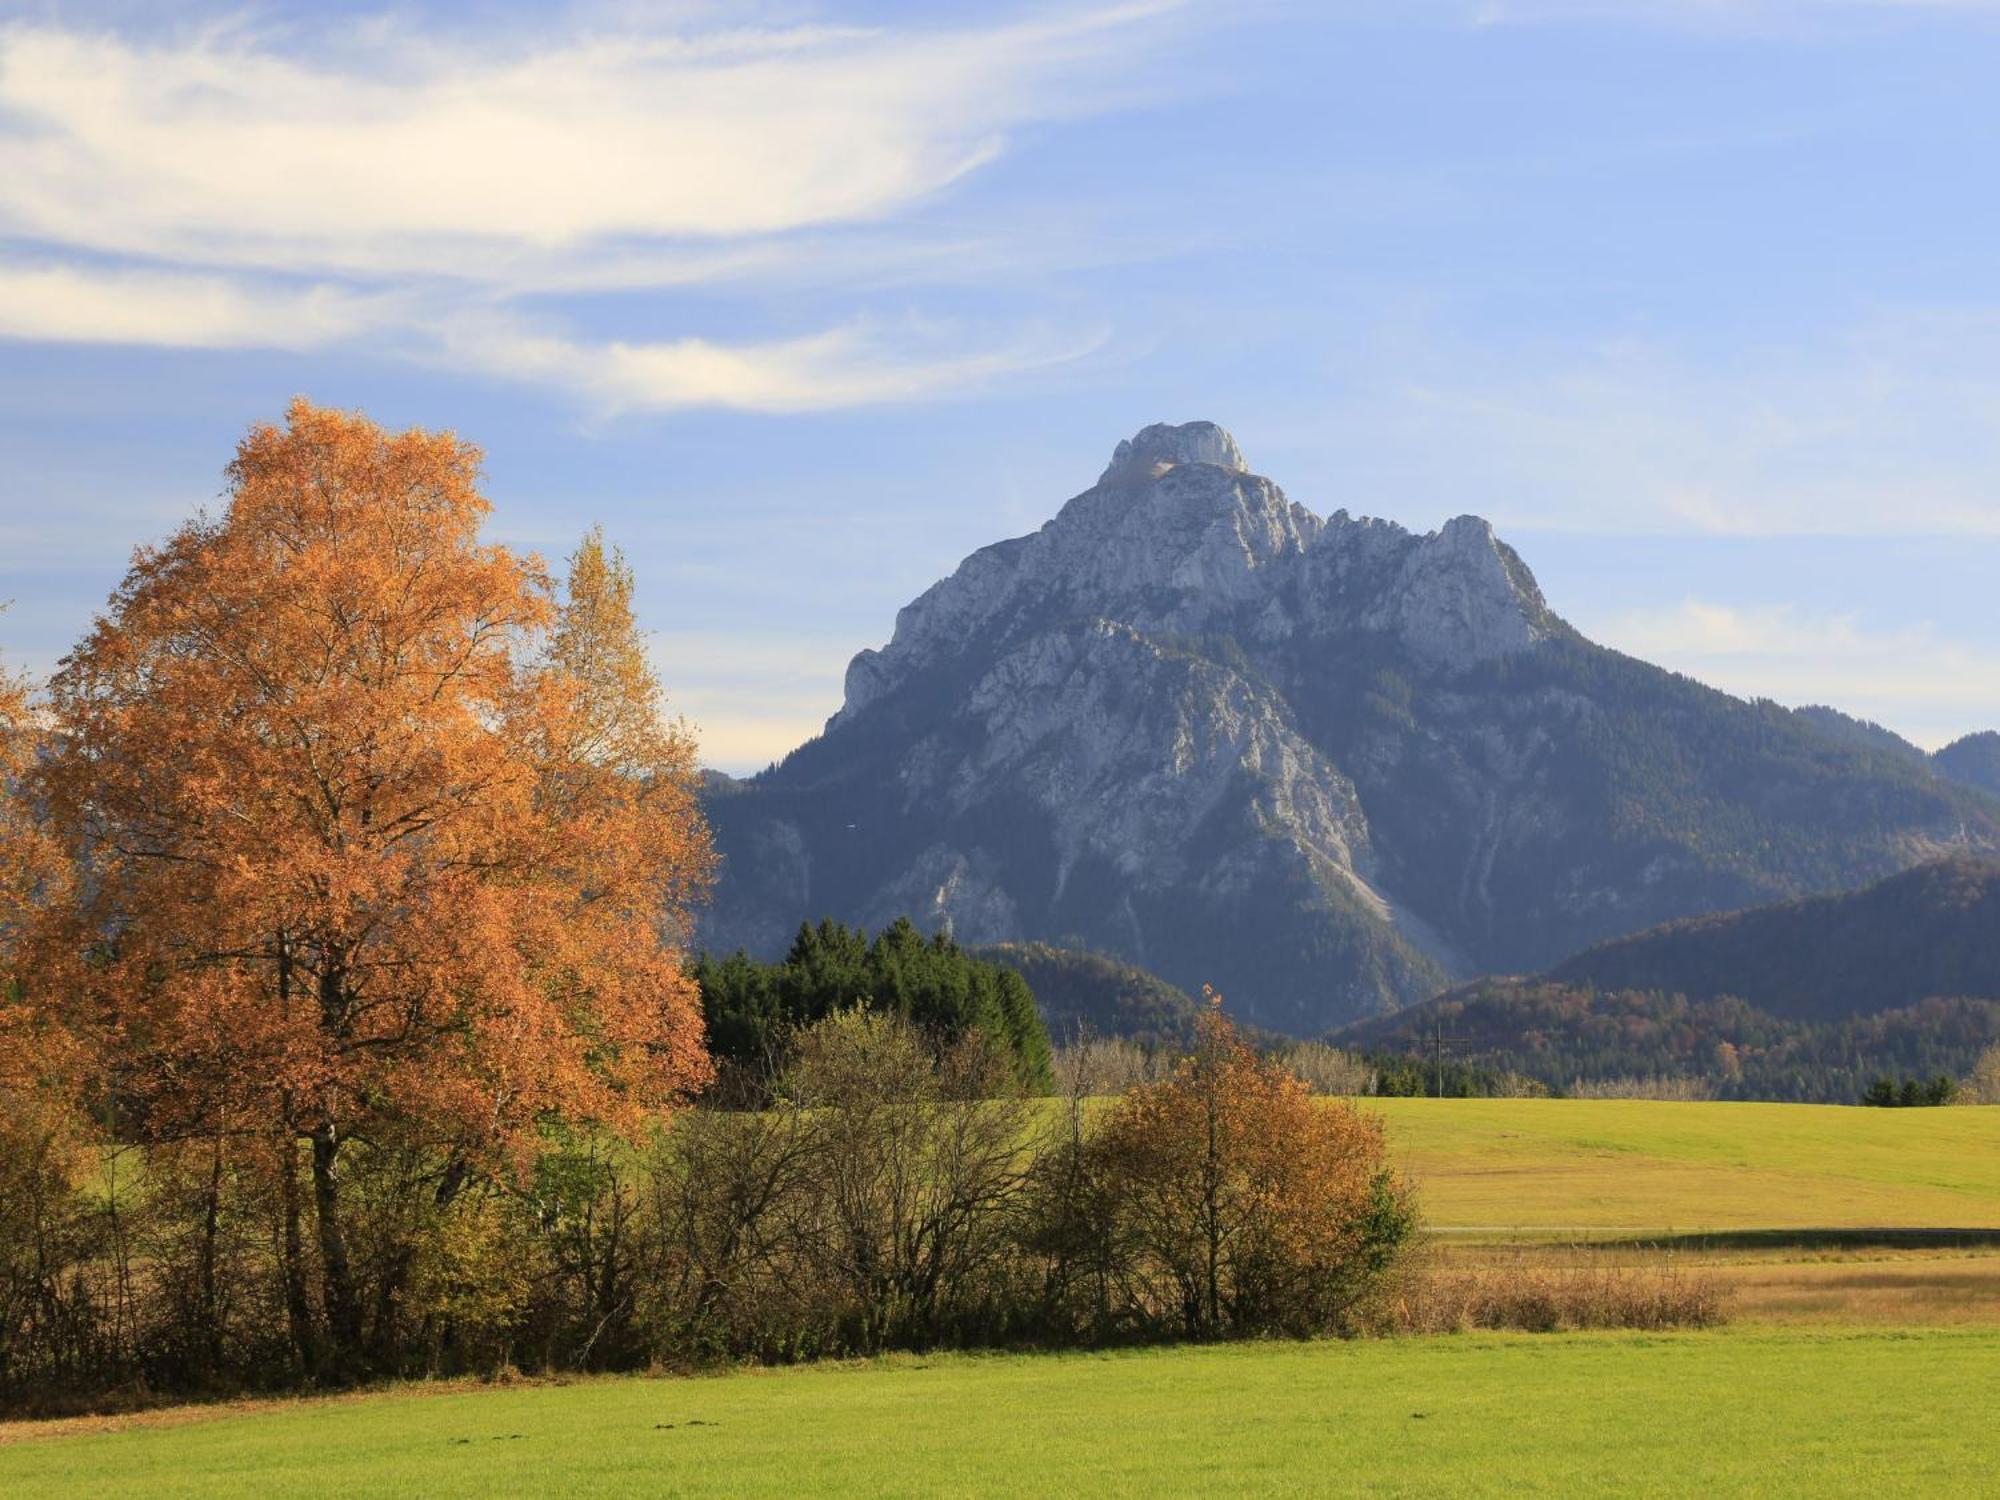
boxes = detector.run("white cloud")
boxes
[444,312,1109,415]
[1589,597,2000,746]
[0,256,1104,408]
[0,261,400,349]
[0,6,1168,409]
[0,6,1175,284]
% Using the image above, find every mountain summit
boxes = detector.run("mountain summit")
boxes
[1100,419,1248,479]
[840,422,1551,728]
[703,422,2000,1032]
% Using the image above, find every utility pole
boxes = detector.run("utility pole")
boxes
[1424,1017,1472,1097]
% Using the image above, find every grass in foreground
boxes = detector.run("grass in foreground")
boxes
[1366,1097,2000,1231]
[3,1330,1995,1498]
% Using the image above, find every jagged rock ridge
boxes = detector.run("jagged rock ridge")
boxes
[703,422,2000,1033]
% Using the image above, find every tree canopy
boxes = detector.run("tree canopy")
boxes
[23,399,713,1371]
[695,917,1052,1091]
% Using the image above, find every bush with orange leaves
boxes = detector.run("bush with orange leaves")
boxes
[1032,992,1417,1342]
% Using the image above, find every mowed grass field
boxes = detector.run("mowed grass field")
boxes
[4,1098,1996,1497]
[1369,1097,2000,1232]
[1378,1097,2000,1329]
[2,1333,1995,1498]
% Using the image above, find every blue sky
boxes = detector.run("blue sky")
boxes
[2,0,1998,772]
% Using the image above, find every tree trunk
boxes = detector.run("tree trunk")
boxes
[278,1138,317,1378]
[312,1122,363,1371]
[197,1136,225,1376]
[1204,1088,1222,1338]
[274,941,319,1378]
[309,947,364,1372]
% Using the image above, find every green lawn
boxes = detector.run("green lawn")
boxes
[7,1099,1997,1495]
[1367,1097,2000,1232]
[4,1331,1995,1498]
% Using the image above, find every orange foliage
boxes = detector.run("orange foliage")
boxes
[0,654,35,985]
[0,649,80,1099]
[1091,989,1412,1336]
[29,401,713,1344]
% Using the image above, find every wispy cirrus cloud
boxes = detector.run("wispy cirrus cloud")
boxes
[0,261,404,349]
[440,312,1110,415]
[0,254,1108,413]
[0,4,1177,408]
[0,6,1175,282]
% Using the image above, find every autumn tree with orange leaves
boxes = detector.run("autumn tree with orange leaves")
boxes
[1,647,42,1006]
[33,400,713,1373]
[2,649,45,962]
[1084,991,1415,1339]
[1,644,76,1091]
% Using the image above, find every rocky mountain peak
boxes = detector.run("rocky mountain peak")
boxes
[833,421,1560,727]
[1351,513,1553,668]
[1100,420,1248,482]
[706,422,2000,1034]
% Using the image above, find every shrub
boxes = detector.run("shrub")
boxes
[1077,995,1416,1339]
[782,1010,1033,1350]
[402,1190,539,1378]
[1960,1044,2000,1105]
[1860,1074,1958,1107]
[1272,1041,1374,1096]
[1050,1035,1177,1097]
[644,1010,1034,1360]
[0,1089,107,1407]
[133,1135,284,1387]
[643,1097,829,1362]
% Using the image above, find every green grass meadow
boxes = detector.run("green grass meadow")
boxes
[5,1098,1997,1496]
[3,1331,1994,1498]
[1369,1096,2000,1232]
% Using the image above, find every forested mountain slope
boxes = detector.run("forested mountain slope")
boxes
[1541,856,2000,1021]
[1334,860,2000,1099]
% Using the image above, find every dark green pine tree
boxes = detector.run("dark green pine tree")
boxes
[694,917,1053,1091]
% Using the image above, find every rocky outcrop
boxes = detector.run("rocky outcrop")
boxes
[837,426,1550,729]
[704,422,2000,1032]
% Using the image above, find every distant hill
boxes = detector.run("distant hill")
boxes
[1333,858,2000,1099]
[975,943,1210,1048]
[1937,732,2000,799]
[1790,705,1931,766]
[1539,857,2000,1021]
[1335,987,1997,1102]
[1787,711,2000,803]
